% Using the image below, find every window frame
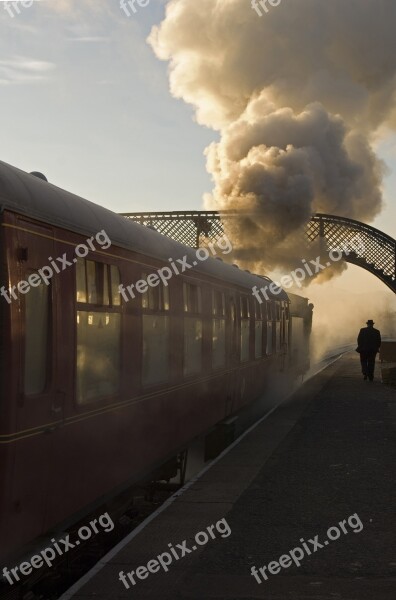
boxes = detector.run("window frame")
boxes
[141,271,170,312]
[254,298,264,360]
[75,258,122,405]
[23,272,52,397]
[76,258,121,309]
[212,289,226,370]
[183,281,203,377]
[240,294,250,362]
[141,271,171,386]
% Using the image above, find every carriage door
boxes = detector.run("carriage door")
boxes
[11,220,56,543]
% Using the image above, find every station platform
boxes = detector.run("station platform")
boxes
[62,353,396,600]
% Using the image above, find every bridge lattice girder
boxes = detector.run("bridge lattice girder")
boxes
[120,211,224,248]
[121,211,396,293]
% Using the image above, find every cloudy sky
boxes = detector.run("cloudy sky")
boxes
[0,1,215,211]
[1,0,395,312]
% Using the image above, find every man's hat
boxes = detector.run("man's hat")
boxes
[366,319,375,325]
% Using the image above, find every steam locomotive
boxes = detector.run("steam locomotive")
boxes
[0,160,312,563]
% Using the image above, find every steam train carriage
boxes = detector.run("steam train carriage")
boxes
[0,160,312,563]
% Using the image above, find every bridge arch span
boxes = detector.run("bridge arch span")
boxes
[121,211,396,294]
[307,214,395,293]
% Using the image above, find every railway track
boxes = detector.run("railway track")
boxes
[0,485,176,600]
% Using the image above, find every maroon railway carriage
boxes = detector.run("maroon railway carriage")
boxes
[0,161,312,563]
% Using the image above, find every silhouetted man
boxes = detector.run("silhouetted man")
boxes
[357,320,381,381]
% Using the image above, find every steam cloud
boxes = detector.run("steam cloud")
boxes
[149,0,395,279]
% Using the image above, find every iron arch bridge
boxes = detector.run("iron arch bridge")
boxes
[121,211,396,294]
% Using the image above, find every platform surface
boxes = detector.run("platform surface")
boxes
[66,353,396,599]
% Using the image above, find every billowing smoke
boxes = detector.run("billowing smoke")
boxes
[149,0,395,278]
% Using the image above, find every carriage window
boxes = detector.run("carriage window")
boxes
[241,322,250,362]
[283,302,290,347]
[111,266,121,307]
[184,318,203,375]
[240,295,250,362]
[76,259,121,403]
[212,290,226,369]
[184,282,203,374]
[87,260,98,304]
[212,320,226,369]
[183,282,202,313]
[76,312,121,403]
[240,296,250,318]
[254,300,263,359]
[285,303,290,321]
[276,302,281,321]
[270,301,277,321]
[76,258,87,303]
[76,258,120,306]
[255,301,262,320]
[24,278,50,395]
[103,267,109,306]
[266,301,272,321]
[142,272,170,385]
[275,322,281,352]
[142,272,170,311]
[212,290,225,317]
[263,303,267,319]
[267,322,273,355]
[143,315,170,385]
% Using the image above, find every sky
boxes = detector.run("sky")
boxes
[0,1,215,212]
[0,0,395,329]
